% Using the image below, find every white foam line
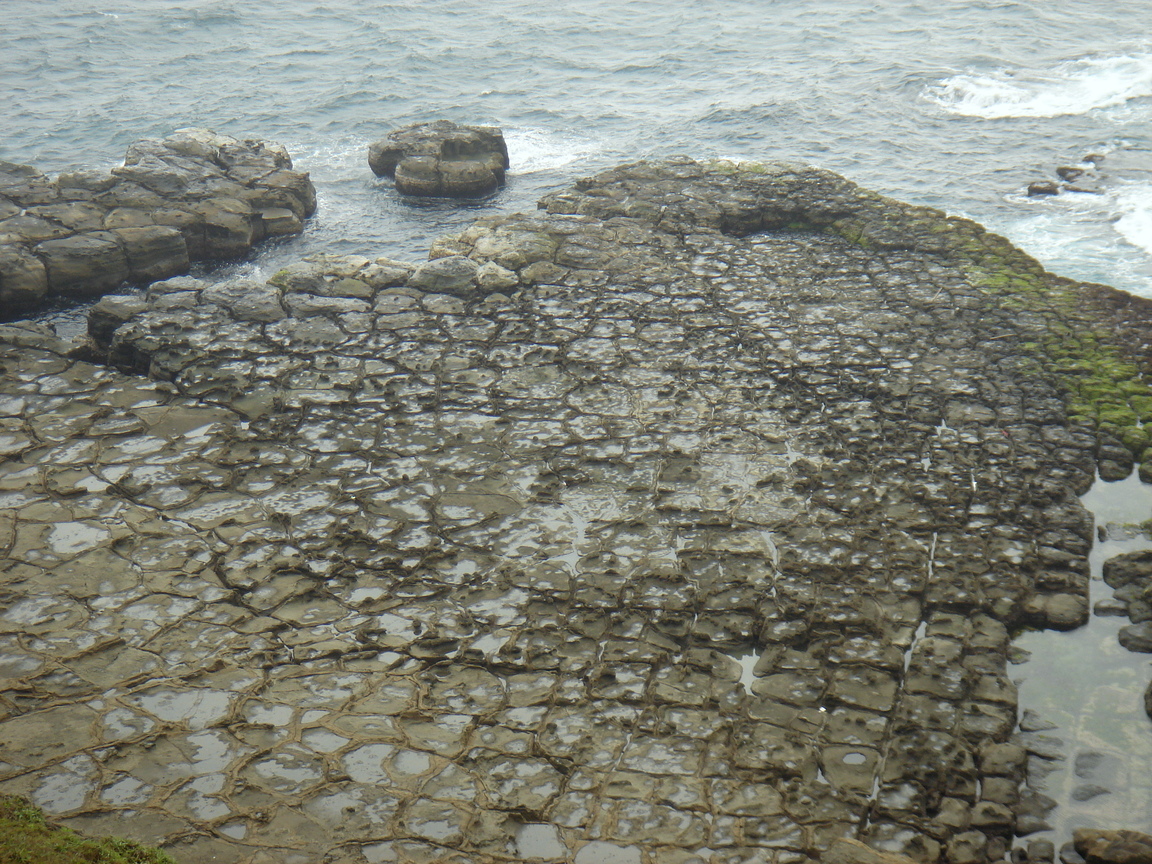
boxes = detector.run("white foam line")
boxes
[926,52,1152,119]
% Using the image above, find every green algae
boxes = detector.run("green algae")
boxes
[812,189,1152,461]
[0,796,177,864]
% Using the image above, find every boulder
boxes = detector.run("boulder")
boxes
[368,120,509,197]
[1145,680,1152,720]
[191,197,260,260]
[88,294,150,345]
[1073,829,1152,864]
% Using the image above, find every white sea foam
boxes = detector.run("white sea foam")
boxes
[504,127,601,174]
[1114,184,1152,255]
[927,52,1152,118]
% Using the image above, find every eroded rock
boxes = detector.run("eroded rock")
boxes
[0,129,315,314]
[368,120,509,197]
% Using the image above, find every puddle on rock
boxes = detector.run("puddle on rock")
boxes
[1014,470,1152,844]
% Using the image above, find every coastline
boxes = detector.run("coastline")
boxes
[2,148,1152,864]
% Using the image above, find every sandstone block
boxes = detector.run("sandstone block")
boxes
[259,207,303,238]
[191,197,259,260]
[111,225,189,283]
[1118,622,1152,653]
[35,231,129,296]
[0,245,49,310]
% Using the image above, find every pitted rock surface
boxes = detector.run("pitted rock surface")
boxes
[0,129,316,313]
[368,120,510,198]
[1,159,1147,864]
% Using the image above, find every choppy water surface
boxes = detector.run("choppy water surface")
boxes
[2,0,1152,293]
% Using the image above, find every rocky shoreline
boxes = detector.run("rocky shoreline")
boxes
[0,129,316,315]
[2,143,1152,864]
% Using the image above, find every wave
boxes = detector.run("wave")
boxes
[504,127,601,174]
[926,52,1152,118]
[1115,185,1152,255]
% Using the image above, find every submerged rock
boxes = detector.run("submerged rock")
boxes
[368,120,509,197]
[0,129,315,315]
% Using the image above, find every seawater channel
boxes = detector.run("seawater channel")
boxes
[1015,471,1152,847]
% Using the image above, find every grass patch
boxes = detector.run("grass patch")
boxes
[0,796,177,864]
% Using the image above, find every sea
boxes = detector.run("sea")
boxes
[4,0,1152,846]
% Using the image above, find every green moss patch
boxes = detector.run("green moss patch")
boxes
[0,796,177,864]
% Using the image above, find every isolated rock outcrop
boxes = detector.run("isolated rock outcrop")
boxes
[368,120,509,197]
[0,129,316,314]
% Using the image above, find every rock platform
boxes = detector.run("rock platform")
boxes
[2,158,1152,864]
[0,129,316,315]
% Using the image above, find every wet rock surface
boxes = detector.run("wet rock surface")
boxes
[2,158,1152,863]
[0,129,316,315]
[1073,829,1152,864]
[368,120,510,197]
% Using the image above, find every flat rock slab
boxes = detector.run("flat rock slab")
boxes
[1,159,1149,863]
[0,129,315,314]
[368,120,509,197]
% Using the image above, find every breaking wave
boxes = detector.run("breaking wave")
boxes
[1115,184,1152,255]
[927,52,1152,118]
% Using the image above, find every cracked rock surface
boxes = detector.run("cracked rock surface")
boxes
[1,158,1147,864]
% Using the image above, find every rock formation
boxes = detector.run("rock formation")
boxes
[2,156,1152,862]
[0,129,316,314]
[1100,550,1152,661]
[368,120,509,197]
[1073,829,1152,864]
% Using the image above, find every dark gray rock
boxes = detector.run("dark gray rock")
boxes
[369,120,509,197]
[1103,550,1152,588]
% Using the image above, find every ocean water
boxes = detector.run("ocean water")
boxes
[2,0,1151,300]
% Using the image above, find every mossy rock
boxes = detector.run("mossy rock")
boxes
[0,796,177,864]
[1097,405,1140,429]
[1119,426,1151,458]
